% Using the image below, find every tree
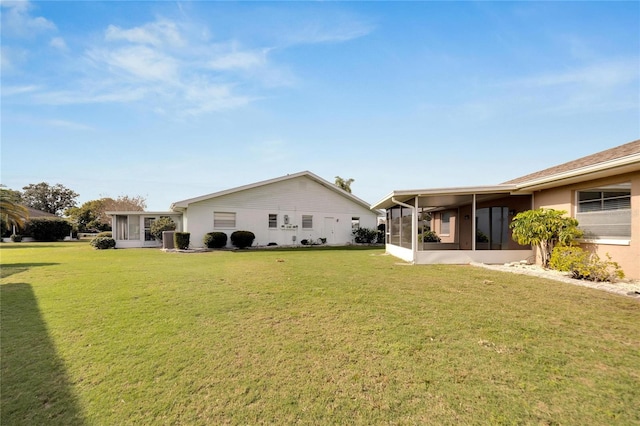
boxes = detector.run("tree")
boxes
[21,182,79,216]
[65,200,108,232]
[0,187,29,233]
[65,195,146,232]
[150,217,176,241]
[335,176,354,193]
[509,208,583,268]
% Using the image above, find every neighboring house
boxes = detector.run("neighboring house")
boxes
[109,171,380,249]
[372,140,640,280]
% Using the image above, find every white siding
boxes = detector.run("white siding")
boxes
[184,176,378,248]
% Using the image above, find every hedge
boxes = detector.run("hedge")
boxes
[230,231,255,249]
[24,218,73,241]
[174,232,190,250]
[203,232,227,249]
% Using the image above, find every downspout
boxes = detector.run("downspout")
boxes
[472,194,476,251]
[392,197,417,264]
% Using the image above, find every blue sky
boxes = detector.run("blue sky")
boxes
[2,1,638,211]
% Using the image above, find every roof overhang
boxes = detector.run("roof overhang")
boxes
[105,211,182,216]
[371,185,521,210]
[512,154,640,192]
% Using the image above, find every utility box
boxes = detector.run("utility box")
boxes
[162,231,175,249]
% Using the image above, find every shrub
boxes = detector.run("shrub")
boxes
[377,223,386,244]
[97,231,112,238]
[174,232,190,250]
[24,218,73,241]
[10,234,22,242]
[353,227,378,244]
[90,236,116,250]
[550,245,625,282]
[421,230,441,243]
[150,217,177,241]
[203,232,227,249]
[300,239,309,246]
[231,231,255,249]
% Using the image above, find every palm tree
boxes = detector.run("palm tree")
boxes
[0,188,29,233]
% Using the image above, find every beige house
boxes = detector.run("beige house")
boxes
[372,140,640,280]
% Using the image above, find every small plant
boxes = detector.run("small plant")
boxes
[10,234,22,242]
[174,232,190,250]
[550,245,625,282]
[476,230,489,243]
[203,232,227,249]
[421,230,441,243]
[90,236,116,250]
[230,230,255,249]
[150,217,176,241]
[96,231,112,238]
[300,239,309,245]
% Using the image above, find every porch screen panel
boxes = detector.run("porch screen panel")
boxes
[116,215,128,240]
[128,216,140,240]
[389,207,400,245]
[401,207,412,249]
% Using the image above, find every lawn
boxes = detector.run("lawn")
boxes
[1,242,639,425]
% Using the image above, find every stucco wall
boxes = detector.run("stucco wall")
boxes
[183,175,379,248]
[533,171,640,280]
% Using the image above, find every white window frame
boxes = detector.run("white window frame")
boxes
[214,212,236,229]
[575,184,631,244]
[302,215,313,229]
[268,214,278,228]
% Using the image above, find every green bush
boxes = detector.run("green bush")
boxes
[24,218,73,241]
[174,232,190,250]
[550,245,625,282]
[150,217,177,241]
[420,230,441,243]
[97,231,112,238]
[230,231,255,249]
[203,232,227,249]
[377,223,386,244]
[90,236,116,250]
[10,234,22,242]
[353,227,378,244]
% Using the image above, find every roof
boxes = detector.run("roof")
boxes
[170,171,378,213]
[371,185,518,210]
[504,139,640,188]
[25,207,57,218]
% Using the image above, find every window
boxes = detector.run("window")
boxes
[440,212,451,235]
[352,217,360,231]
[144,217,155,241]
[115,215,140,240]
[577,184,631,240]
[268,214,278,228]
[214,212,236,228]
[302,215,313,229]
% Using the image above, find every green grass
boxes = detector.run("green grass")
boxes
[1,242,639,425]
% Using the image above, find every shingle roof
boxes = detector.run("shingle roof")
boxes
[503,139,640,185]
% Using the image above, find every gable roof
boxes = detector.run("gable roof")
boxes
[25,207,57,218]
[170,171,377,213]
[505,139,640,189]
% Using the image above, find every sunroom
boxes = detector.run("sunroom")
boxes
[107,211,183,248]
[372,185,533,265]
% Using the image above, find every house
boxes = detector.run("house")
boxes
[109,171,381,249]
[371,139,640,280]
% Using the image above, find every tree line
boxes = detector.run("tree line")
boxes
[1,182,146,234]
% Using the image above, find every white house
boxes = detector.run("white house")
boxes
[109,171,381,249]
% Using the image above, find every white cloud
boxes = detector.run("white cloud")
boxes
[512,60,638,89]
[49,36,68,51]
[1,0,56,37]
[209,48,269,71]
[88,45,179,82]
[1,84,40,96]
[45,119,94,131]
[105,20,184,48]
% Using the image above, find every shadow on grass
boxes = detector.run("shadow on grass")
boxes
[232,244,385,254]
[1,283,86,425]
[1,263,59,279]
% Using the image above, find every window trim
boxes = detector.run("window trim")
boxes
[268,213,278,229]
[214,211,236,229]
[302,215,313,229]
